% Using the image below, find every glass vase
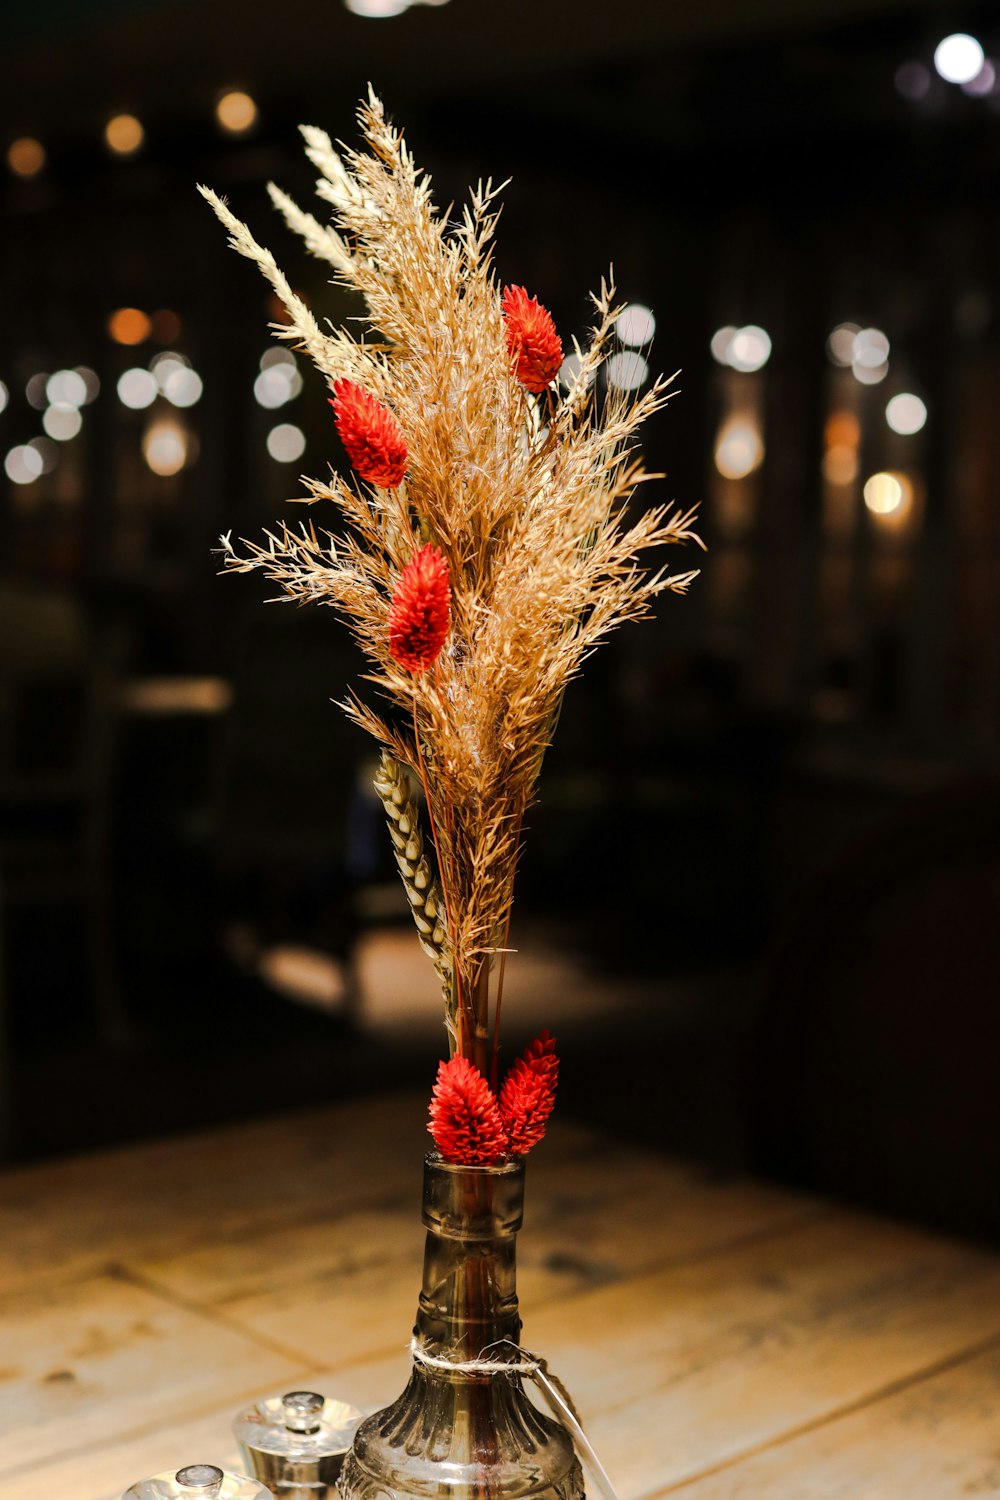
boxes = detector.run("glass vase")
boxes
[339,1154,585,1499]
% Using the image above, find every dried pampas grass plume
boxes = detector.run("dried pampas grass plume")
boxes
[201,88,702,1073]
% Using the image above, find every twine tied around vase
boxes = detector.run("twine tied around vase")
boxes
[408,1337,620,1500]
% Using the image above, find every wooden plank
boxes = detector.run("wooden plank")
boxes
[0,1271,309,1481]
[0,1093,604,1296]
[656,1343,1000,1498]
[303,1212,1000,1500]
[136,1148,814,1369]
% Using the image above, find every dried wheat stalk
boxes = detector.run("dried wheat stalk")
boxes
[201,88,702,1071]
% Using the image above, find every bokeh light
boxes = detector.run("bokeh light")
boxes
[961,60,997,98]
[5,445,44,484]
[151,309,183,344]
[266,423,307,462]
[885,393,927,435]
[163,367,203,408]
[26,374,50,410]
[0,381,8,415]
[895,62,931,101]
[104,114,144,156]
[7,137,45,178]
[46,370,87,409]
[863,471,912,516]
[605,351,649,391]
[934,34,985,86]
[710,326,737,364]
[74,367,101,404]
[826,323,860,367]
[118,368,158,409]
[28,436,59,474]
[344,0,412,14]
[254,361,302,408]
[143,419,188,475]
[43,405,82,440]
[715,419,764,480]
[823,446,859,486]
[216,90,258,134]
[109,307,152,345]
[616,304,656,347]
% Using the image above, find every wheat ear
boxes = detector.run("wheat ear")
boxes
[373,751,457,1048]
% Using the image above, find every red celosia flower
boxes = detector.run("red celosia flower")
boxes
[499,1031,559,1155]
[429,1055,509,1165]
[501,285,563,393]
[388,543,451,674]
[330,378,408,488]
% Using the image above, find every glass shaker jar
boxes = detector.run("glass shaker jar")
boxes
[234,1389,364,1496]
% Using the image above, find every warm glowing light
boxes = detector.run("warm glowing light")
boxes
[934,33,985,85]
[616,304,656,347]
[266,423,306,463]
[216,90,258,134]
[5,445,44,484]
[74,367,101,404]
[344,0,411,14]
[826,323,860,367]
[28,436,59,474]
[885,393,927,435]
[143,419,188,476]
[26,374,49,410]
[43,405,82,441]
[863,471,912,516]
[254,363,301,408]
[7,137,45,178]
[715,419,763,480]
[109,307,152,345]
[118,368,158,409]
[151,309,182,344]
[895,62,931,101]
[606,352,649,391]
[258,944,345,1006]
[46,370,87,409]
[104,113,144,156]
[825,411,860,449]
[163,366,203,408]
[0,381,8,415]
[823,446,858,486]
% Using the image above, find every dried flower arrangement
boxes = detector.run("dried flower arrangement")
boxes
[200,89,701,1165]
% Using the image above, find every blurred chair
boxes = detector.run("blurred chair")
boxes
[753,777,1000,1244]
[0,584,126,1153]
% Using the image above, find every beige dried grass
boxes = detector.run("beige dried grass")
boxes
[202,89,702,1069]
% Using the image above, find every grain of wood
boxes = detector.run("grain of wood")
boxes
[0,1272,308,1480]
[304,1212,1000,1500]
[655,1343,1000,1498]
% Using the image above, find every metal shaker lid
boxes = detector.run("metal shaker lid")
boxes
[122,1465,274,1499]
[233,1390,364,1489]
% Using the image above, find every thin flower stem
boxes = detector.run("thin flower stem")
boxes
[411,687,472,1051]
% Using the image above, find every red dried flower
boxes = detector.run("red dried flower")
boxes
[330,378,408,488]
[499,1031,559,1155]
[429,1055,509,1165]
[501,285,563,393]
[388,543,451,674]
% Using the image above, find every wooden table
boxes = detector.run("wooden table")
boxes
[2,1091,998,1499]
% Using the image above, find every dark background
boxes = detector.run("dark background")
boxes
[2,0,998,1243]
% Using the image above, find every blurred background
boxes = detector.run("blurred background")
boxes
[1,0,998,1242]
